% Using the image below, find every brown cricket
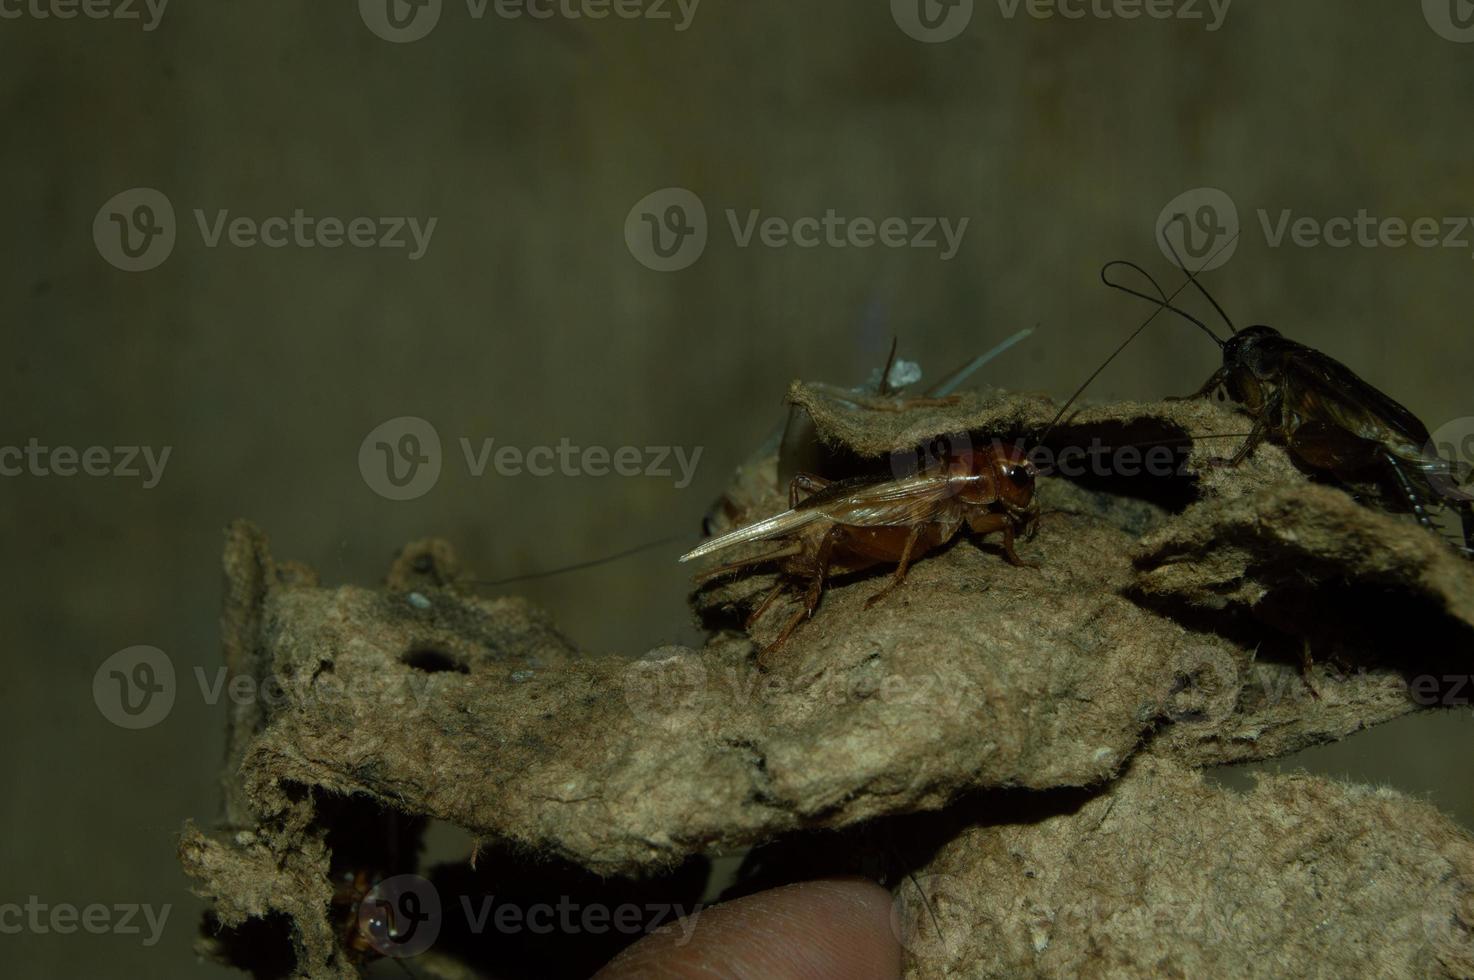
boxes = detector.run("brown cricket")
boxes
[681,439,1041,666]
[679,318,1171,666]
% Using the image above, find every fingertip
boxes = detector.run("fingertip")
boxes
[594,877,902,980]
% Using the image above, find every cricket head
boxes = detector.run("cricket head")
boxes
[1222,324,1281,373]
[964,441,1037,513]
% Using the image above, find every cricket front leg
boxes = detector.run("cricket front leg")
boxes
[1167,365,1232,402]
[1210,391,1280,468]
[968,512,1039,569]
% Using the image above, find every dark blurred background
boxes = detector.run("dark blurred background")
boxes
[4,1,1474,975]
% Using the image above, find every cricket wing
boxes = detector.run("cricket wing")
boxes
[678,508,828,562]
[800,471,968,527]
[1282,349,1430,448]
[679,472,968,563]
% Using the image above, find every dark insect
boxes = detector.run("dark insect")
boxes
[1101,256,1474,556]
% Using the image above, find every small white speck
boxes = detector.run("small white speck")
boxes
[510,670,535,683]
[407,592,432,610]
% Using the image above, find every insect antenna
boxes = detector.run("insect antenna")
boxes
[906,869,944,944]
[466,534,693,588]
[1038,231,1241,446]
[1160,234,1238,336]
[1099,261,1225,348]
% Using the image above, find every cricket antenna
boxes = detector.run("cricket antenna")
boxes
[466,534,692,588]
[1160,234,1238,336]
[1100,261,1225,348]
[1038,232,1241,446]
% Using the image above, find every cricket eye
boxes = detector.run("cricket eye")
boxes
[1005,464,1032,486]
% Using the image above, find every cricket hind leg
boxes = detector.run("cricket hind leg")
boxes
[745,581,788,630]
[1387,452,1474,558]
[1383,451,1443,539]
[694,541,804,585]
[758,526,841,670]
